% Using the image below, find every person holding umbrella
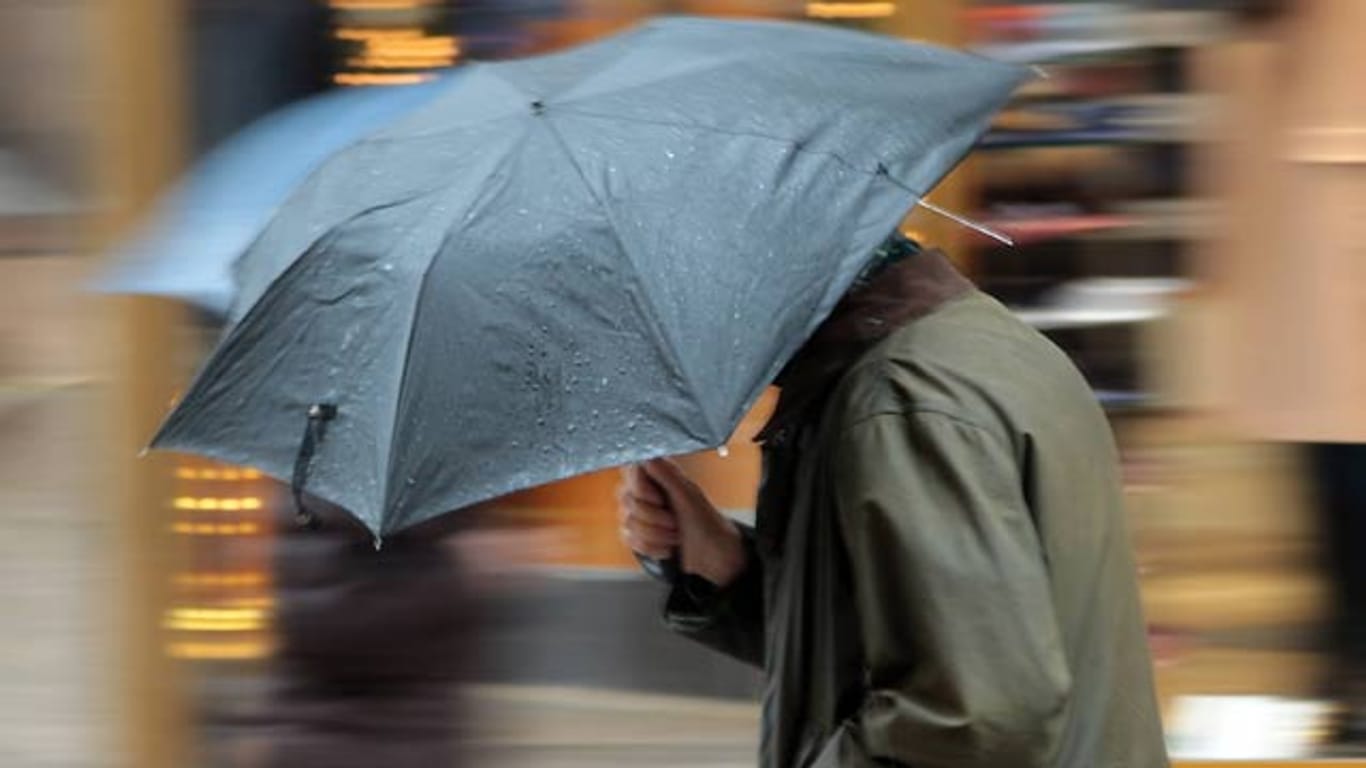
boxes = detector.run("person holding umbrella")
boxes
[142,16,1159,766]
[620,232,1169,767]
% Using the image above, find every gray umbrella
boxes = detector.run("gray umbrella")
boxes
[152,16,1028,540]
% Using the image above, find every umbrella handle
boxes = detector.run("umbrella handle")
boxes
[636,551,682,584]
[629,463,681,583]
[290,403,337,529]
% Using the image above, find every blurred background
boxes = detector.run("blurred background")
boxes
[2,0,1364,765]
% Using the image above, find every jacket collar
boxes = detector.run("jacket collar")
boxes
[755,247,973,445]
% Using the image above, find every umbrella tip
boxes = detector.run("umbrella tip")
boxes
[137,447,150,459]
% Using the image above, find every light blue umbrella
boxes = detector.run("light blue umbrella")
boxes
[99,76,452,315]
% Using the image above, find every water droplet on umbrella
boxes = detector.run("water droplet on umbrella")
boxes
[405,477,416,486]
[600,377,609,387]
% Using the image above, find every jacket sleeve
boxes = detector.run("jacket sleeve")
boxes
[661,523,765,669]
[814,410,1072,768]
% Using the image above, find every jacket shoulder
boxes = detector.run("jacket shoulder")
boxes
[824,292,1066,440]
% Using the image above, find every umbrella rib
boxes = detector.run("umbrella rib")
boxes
[551,108,1009,243]
[376,196,464,528]
[552,106,913,194]
[379,136,529,531]
[151,194,435,478]
[227,180,451,324]
[535,115,724,445]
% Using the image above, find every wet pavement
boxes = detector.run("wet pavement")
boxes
[464,685,756,767]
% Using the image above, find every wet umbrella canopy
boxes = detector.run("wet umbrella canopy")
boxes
[152,17,1028,539]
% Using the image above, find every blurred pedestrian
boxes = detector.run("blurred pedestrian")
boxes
[1194,0,1366,752]
[620,233,1168,767]
[245,499,479,768]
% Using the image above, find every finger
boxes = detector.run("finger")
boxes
[640,458,701,508]
[616,481,660,510]
[618,490,678,531]
[620,526,674,560]
[618,477,667,509]
[624,524,679,552]
[624,510,681,544]
[623,464,666,506]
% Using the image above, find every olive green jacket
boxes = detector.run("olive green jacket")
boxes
[665,252,1168,768]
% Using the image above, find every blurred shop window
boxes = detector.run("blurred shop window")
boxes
[327,0,462,87]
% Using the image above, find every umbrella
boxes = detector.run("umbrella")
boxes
[98,78,450,315]
[152,16,1028,541]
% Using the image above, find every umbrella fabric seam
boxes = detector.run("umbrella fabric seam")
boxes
[379,197,491,532]
[226,182,454,324]
[151,191,453,526]
[380,125,535,531]
[378,197,462,530]
[534,114,723,445]
[540,111,929,436]
[553,106,913,193]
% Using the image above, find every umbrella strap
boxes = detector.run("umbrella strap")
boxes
[291,403,337,529]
